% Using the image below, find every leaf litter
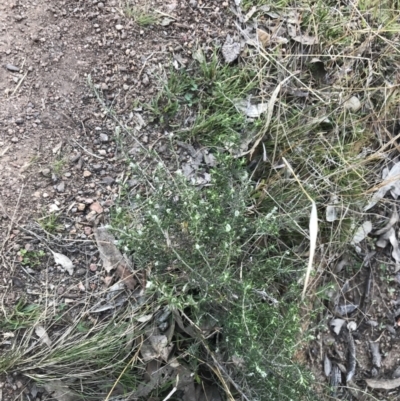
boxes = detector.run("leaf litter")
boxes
[364,161,400,210]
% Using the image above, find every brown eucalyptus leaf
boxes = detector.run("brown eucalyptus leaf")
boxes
[257,28,270,47]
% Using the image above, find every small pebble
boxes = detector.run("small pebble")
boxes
[83,170,92,178]
[101,176,114,185]
[99,133,109,142]
[69,153,81,163]
[56,182,65,193]
[75,268,86,277]
[90,201,103,213]
[6,64,19,72]
[89,263,97,272]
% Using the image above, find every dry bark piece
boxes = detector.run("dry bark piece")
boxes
[324,354,332,377]
[369,341,382,368]
[366,377,400,390]
[388,229,400,271]
[330,363,342,389]
[346,332,356,383]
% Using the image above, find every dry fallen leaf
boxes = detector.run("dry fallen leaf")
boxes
[257,28,270,47]
[330,318,346,335]
[234,99,269,118]
[160,17,174,26]
[94,226,136,289]
[116,263,137,290]
[52,141,62,155]
[334,258,348,273]
[244,5,257,22]
[324,354,332,377]
[222,35,241,63]
[44,380,77,401]
[344,96,361,112]
[137,314,153,323]
[388,230,400,271]
[51,251,74,275]
[35,325,52,346]
[351,221,372,245]
[326,195,340,222]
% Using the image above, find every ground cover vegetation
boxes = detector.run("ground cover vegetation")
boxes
[2,0,400,400]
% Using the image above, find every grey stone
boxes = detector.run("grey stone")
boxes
[75,268,87,277]
[101,176,114,185]
[41,168,51,177]
[56,182,65,192]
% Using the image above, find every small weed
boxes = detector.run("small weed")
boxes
[18,248,45,267]
[52,158,66,175]
[148,51,257,148]
[2,298,42,331]
[38,213,63,233]
[124,3,158,26]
